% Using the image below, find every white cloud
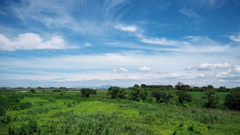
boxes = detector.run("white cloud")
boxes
[216,66,240,78]
[232,66,240,73]
[140,37,190,46]
[130,76,138,79]
[184,63,232,71]
[0,33,75,51]
[229,35,240,42]
[184,66,197,71]
[168,73,183,78]
[9,0,127,35]
[112,68,132,73]
[138,66,151,72]
[114,25,137,32]
[195,74,205,78]
[198,63,232,70]
[85,43,91,46]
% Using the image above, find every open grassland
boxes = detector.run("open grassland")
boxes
[188,92,230,98]
[1,92,240,135]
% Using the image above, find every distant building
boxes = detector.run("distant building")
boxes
[176,81,183,86]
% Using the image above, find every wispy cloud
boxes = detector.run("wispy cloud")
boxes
[9,0,127,35]
[85,43,91,47]
[139,37,190,46]
[112,68,132,73]
[179,9,202,19]
[114,25,137,32]
[0,33,76,51]
[138,66,151,72]
[229,34,240,42]
[184,63,232,71]
[107,35,230,53]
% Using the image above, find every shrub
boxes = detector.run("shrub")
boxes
[117,88,127,98]
[138,88,149,100]
[141,84,147,88]
[176,90,192,103]
[202,89,220,108]
[53,89,62,92]
[30,89,35,93]
[80,88,92,98]
[225,92,240,110]
[91,89,97,95]
[134,84,140,88]
[0,106,6,116]
[151,90,178,105]
[108,86,120,98]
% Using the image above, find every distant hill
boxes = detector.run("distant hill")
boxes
[96,85,112,89]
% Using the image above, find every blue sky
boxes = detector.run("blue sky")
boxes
[0,0,240,88]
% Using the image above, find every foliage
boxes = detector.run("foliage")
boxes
[229,87,240,92]
[0,106,6,116]
[9,119,38,135]
[133,84,140,88]
[141,84,147,88]
[151,89,178,105]
[91,89,97,95]
[30,89,35,93]
[117,88,127,98]
[225,92,240,110]
[219,86,227,92]
[128,87,149,101]
[108,86,120,98]
[80,88,92,98]
[0,95,31,111]
[176,90,192,103]
[53,89,62,92]
[175,85,192,91]
[202,89,220,108]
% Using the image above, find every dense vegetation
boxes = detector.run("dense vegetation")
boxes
[0,84,240,135]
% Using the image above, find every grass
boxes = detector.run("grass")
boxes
[1,92,240,134]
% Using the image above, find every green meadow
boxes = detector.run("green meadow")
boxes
[0,90,240,135]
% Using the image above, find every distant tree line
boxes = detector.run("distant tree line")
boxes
[106,84,240,111]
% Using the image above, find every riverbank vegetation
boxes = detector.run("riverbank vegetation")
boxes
[0,85,240,134]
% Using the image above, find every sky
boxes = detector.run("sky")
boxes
[0,0,240,88]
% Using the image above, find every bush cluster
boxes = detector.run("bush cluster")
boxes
[80,88,97,98]
[176,90,192,103]
[151,90,178,105]
[108,86,127,99]
[224,92,240,110]
[128,87,149,101]
[202,89,220,108]
[0,95,32,112]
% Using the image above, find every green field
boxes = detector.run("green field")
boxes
[1,91,240,135]
[188,92,230,98]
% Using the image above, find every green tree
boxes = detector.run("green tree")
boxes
[207,85,214,89]
[138,88,149,100]
[219,86,227,92]
[202,89,220,108]
[141,84,147,88]
[30,89,35,93]
[151,90,178,105]
[224,92,240,110]
[108,86,120,98]
[80,88,92,98]
[193,87,199,92]
[134,84,140,88]
[176,90,192,103]
[0,106,6,116]
[117,88,127,98]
